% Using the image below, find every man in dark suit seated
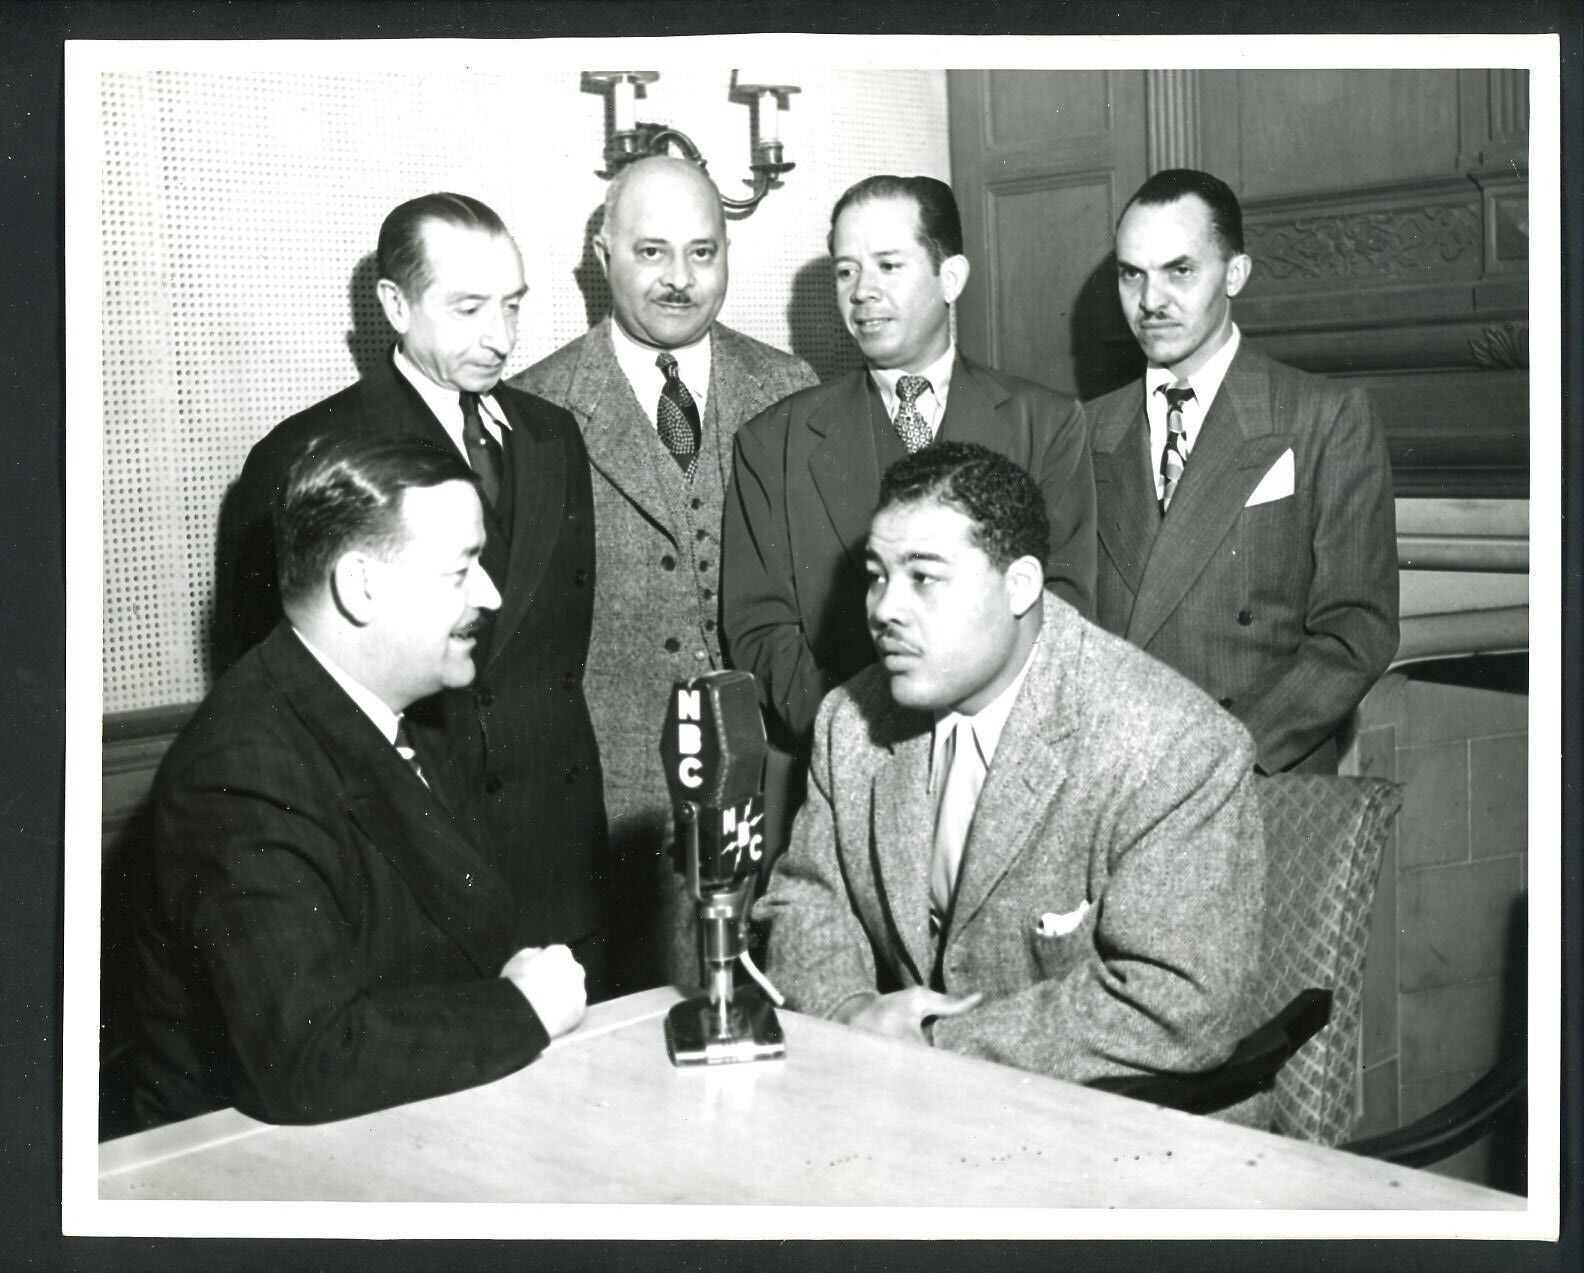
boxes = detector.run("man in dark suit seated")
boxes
[1090,168,1399,774]
[758,443,1264,1088]
[218,193,612,990]
[722,174,1096,761]
[132,433,587,1128]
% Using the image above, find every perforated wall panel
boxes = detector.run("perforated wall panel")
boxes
[98,68,950,713]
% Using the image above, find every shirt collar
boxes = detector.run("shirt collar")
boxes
[1144,323,1241,414]
[291,625,404,746]
[932,633,1039,773]
[609,317,713,418]
[870,342,957,419]
[392,345,510,441]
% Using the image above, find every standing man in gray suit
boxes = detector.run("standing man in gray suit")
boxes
[512,155,817,990]
[758,443,1263,1085]
[1091,169,1398,774]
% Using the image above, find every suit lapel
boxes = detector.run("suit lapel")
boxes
[260,628,517,975]
[566,320,679,543]
[948,602,1078,938]
[707,325,770,434]
[1126,350,1293,649]
[358,350,461,454]
[1091,382,1160,601]
[869,722,935,985]
[806,370,883,585]
[484,389,565,665]
[935,354,1011,450]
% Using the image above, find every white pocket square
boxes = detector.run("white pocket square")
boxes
[1244,448,1295,507]
[1035,901,1091,938]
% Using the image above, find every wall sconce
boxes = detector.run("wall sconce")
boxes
[582,70,799,216]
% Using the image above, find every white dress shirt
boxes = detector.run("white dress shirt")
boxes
[1144,324,1242,503]
[292,626,403,747]
[393,346,511,464]
[871,342,958,442]
[609,318,713,433]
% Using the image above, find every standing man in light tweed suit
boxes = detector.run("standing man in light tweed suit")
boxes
[759,443,1264,1084]
[512,156,817,991]
[1091,169,1399,774]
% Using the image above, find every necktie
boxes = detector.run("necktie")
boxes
[460,391,503,507]
[892,374,934,454]
[655,353,701,476]
[393,718,429,789]
[930,720,987,924]
[1158,382,1195,513]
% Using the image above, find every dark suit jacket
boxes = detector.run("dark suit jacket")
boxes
[758,594,1265,1086]
[722,354,1096,750]
[132,626,550,1128]
[1090,342,1399,774]
[216,352,610,953]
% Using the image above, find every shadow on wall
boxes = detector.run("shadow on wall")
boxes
[1069,250,1144,402]
[787,256,863,385]
[346,252,392,382]
[573,204,613,330]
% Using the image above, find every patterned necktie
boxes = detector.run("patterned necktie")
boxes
[460,391,503,507]
[1158,382,1195,513]
[655,353,701,476]
[892,374,934,453]
[393,718,429,789]
[930,720,988,925]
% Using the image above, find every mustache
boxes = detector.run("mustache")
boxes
[655,290,694,305]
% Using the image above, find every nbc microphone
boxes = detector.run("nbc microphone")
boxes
[659,670,786,1065]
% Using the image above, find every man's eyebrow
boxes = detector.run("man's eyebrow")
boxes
[903,549,950,565]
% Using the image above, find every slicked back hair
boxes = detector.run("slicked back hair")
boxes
[274,430,480,610]
[1121,168,1245,257]
[877,441,1050,572]
[828,175,964,271]
[377,192,511,298]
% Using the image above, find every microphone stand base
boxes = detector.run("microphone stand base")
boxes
[665,988,786,1067]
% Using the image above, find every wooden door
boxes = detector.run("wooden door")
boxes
[947,70,1149,401]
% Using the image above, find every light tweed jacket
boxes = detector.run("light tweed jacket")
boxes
[511,319,816,986]
[758,593,1267,1085]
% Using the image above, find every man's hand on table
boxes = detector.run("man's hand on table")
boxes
[500,944,588,1038]
[832,988,983,1045]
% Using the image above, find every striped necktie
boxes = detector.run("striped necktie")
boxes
[393,718,429,789]
[460,391,504,507]
[1158,382,1195,513]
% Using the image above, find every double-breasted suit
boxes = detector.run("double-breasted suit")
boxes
[723,355,1096,751]
[758,594,1265,1084]
[217,352,610,957]
[1090,342,1399,774]
[132,626,550,1128]
[511,319,816,986]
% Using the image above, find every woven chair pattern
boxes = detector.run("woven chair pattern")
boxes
[1256,774,1402,1145]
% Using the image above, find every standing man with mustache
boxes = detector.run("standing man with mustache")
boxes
[218,193,614,995]
[723,174,1096,761]
[1090,169,1398,774]
[511,157,816,990]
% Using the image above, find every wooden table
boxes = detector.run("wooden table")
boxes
[99,987,1520,1211]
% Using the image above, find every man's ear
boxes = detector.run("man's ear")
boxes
[592,233,612,278]
[330,550,379,626]
[1224,252,1252,299]
[1005,554,1043,619]
[375,278,411,336]
[940,253,971,306]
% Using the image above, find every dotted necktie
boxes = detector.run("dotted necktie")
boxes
[1158,382,1195,513]
[892,374,934,454]
[460,391,503,507]
[393,718,429,790]
[930,720,987,927]
[655,353,701,477]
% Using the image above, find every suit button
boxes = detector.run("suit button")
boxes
[574,569,589,587]
[694,650,708,662]
[698,559,711,573]
[562,671,578,690]
[660,555,676,571]
[704,618,716,631]
[1219,697,1234,710]
[1237,609,1253,626]
[696,528,709,541]
[690,497,703,510]
[702,586,715,600]
[477,688,495,707]
[485,774,504,794]
[664,637,681,653]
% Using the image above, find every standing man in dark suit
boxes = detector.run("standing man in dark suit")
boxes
[135,433,587,1128]
[217,194,612,991]
[1091,169,1398,774]
[723,175,1096,757]
[511,157,816,989]
[758,443,1262,1086]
